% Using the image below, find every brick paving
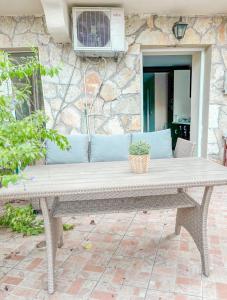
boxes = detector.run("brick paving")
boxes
[0,186,226,299]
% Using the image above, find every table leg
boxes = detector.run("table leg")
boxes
[40,198,60,294]
[57,217,63,248]
[175,186,213,276]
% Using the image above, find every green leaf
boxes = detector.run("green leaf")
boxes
[63,223,74,231]
[0,204,44,236]
[129,141,150,155]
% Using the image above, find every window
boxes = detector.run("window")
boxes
[1,51,44,120]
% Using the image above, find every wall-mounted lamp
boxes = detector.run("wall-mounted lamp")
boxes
[172,17,188,40]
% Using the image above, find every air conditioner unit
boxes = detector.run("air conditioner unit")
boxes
[72,7,125,57]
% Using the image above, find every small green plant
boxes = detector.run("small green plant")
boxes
[0,203,75,236]
[129,141,150,156]
[63,223,74,231]
[0,204,44,235]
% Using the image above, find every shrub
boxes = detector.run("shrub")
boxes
[0,204,44,235]
[0,203,75,236]
[129,141,150,156]
[0,50,70,187]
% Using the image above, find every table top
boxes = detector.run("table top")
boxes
[1,158,227,200]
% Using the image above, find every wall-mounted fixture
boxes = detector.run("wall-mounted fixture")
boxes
[72,7,125,58]
[172,17,188,40]
[224,70,227,94]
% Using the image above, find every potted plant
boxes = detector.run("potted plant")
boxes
[0,50,69,188]
[129,141,150,174]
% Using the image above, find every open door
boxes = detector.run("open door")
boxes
[143,73,155,132]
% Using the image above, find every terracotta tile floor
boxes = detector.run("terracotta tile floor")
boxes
[0,186,227,299]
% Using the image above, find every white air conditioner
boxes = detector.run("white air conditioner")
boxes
[72,7,125,57]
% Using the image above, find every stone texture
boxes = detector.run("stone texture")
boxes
[42,83,57,99]
[0,16,16,37]
[61,107,81,128]
[137,30,170,46]
[212,47,222,64]
[181,28,201,44]
[222,48,227,69]
[218,23,227,44]
[49,99,62,111]
[209,105,220,128]
[100,80,120,102]
[103,117,124,134]
[219,106,227,132]
[208,129,217,144]
[115,68,135,89]
[112,96,139,114]
[194,17,213,35]
[127,43,141,55]
[122,75,140,94]
[85,71,101,95]
[0,15,227,159]
[201,29,216,44]
[65,86,81,103]
[125,15,147,36]
[154,16,179,34]
[146,16,154,30]
[129,115,141,131]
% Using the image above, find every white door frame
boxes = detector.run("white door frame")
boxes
[140,47,211,157]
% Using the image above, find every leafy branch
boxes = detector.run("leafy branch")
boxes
[0,50,70,187]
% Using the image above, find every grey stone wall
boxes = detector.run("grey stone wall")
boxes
[0,15,227,160]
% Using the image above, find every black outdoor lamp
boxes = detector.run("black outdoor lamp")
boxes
[172,17,188,40]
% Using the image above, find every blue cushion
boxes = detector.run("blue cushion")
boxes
[132,129,173,159]
[46,134,89,164]
[90,134,131,162]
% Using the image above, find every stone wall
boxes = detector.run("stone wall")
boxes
[0,15,227,159]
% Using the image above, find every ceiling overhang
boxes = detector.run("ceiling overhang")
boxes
[0,0,227,44]
[41,0,71,43]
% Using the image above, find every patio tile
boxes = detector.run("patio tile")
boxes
[115,235,158,258]
[56,251,110,281]
[61,229,89,249]
[65,215,104,233]
[0,186,227,298]
[0,229,16,242]
[202,280,218,299]
[117,286,147,300]
[104,211,136,220]
[126,219,163,239]
[90,285,147,300]
[10,286,39,298]
[0,268,45,291]
[174,276,202,297]
[84,232,123,254]
[102,255,154,288]
[145,290,202,300]
[134,210,167,223]
[37,290,84,300]
[202,267,227,299]
[0,255,25,269]
[89,289,118,300]
[93,217,132,236]
[149,271,176,293]
[67,278,97,296]
[14,248,72,273]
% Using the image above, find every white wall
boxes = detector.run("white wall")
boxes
[191,52,201,156]
[155,73,168,131]
[173,70,191,121]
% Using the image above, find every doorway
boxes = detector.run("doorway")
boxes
[143,56,192,148]
[141,48,212,157]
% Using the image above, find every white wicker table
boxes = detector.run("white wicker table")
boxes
[1,157,227,294]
